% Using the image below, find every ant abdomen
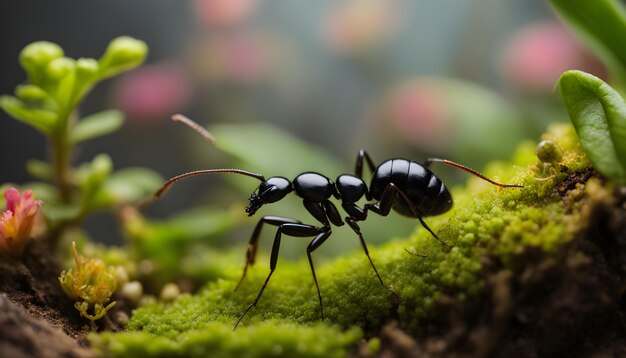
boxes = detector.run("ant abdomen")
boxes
[370,159,453,218]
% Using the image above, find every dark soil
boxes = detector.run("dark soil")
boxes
[370,173,626,358]
[0,240,93,358]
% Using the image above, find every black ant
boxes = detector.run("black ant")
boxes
[153,115,523,330]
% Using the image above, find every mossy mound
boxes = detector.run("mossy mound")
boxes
[94,124,623,357]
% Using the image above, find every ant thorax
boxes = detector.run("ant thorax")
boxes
[335,174,367,203]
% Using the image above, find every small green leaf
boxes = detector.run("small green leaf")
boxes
[0,95,57,133]
[43,203,83,221]
[15,84,49,102]
[549,0,626,87]
[77,154,114,210]
[102,168,163,204]
[558,70,626,183]
[72,110,124,144]
[24,182,59,204]
[26,160,53,181]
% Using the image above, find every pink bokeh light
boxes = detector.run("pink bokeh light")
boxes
[114,62,192,123]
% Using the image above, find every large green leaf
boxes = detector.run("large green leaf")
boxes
[558,70,626,183]
[209,122,345,178]
[550,0,626,86]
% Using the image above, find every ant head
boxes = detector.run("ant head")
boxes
[336,175,367,203]
[245,177,293,216]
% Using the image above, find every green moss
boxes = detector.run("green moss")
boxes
[94,123,595,357]
[94,321,361,358]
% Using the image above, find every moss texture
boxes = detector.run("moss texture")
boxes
[94,123,597,357]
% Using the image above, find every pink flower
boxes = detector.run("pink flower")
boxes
[114,62,192,124]
[188,33,270,84]
[501,22,606,92]
[0,188,42,257]
[194,0,258,28]
[323,0,399,55]
[384,80,453,152]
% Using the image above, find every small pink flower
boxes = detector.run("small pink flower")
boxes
[384,80,453,152]
[0,188,42,257]
[501,22,606,92]
[189,33,270,84]
[194,0,258,28]
[114,62,192,124]
[323,0,399,55]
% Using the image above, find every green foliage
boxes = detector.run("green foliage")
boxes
[0,37,160,245]
[557,70,626,184]
[123,206,244,285]
[3,37,147,133]
[549,0,626,87]
[93,123,592,357]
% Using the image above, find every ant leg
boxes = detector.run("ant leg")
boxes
[345,217,401,301]
[323,200,344,227]
[424,158,523,188]
[355,149,376,178]
[363,183,397,217]
[233,223,324,330]
[365,183,447,246]
[235,216,301,291]
[416,215,446,246]
[306,229,332,320]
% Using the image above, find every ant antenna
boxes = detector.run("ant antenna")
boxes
[171,114,216,144]
[139,115,264,208]
[155,169,266,199]
[424,158,523,188]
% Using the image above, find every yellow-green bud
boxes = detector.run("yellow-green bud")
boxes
[76,58,99,81]
[99,36,148,77]
[536,140,563,163]
[19,41,64,71]
[46,57,76,80]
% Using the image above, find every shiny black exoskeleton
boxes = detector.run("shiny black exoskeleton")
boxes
[153,116,523,330]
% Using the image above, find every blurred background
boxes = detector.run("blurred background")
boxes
[0,1,607,258]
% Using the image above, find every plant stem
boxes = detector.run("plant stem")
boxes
[53,109,75,203]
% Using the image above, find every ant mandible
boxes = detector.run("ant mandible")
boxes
[153,115,523,330]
